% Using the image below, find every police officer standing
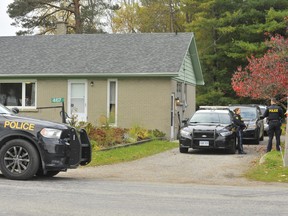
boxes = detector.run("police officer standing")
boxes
[263,98,284,152]
[233,108,247,154]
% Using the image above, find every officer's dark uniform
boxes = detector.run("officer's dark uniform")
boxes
[263,104,284,152]
[233,113,246,154]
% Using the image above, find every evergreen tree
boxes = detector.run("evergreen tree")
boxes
[183,0,288,105]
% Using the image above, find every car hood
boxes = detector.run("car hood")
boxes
[184,124,227,132]
[243,119,256,124]
[0,114,69,130]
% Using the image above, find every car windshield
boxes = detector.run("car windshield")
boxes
[0,104,13,114]
[190,113,231,124]
[232,107,257,120]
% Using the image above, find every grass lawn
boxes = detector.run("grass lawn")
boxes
[88,140,178,167]
[245,143,288,183]
[246,123,288,183]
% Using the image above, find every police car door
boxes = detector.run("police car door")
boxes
[68,80,88,122]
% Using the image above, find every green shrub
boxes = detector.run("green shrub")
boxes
[88,127,113,148]
[88,126,129,149]
[149,129,166,138]
[127,125,150,142]
[68,117,166,149]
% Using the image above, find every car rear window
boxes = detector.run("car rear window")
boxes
[190,113,231,124]
[238,107,257,120]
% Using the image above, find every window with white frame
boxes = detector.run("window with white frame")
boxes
[0,82,36,108]
[176,82,182,100]
[107,80,117,125]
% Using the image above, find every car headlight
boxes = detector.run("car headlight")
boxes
[219,130,233,137]
[180,129,191,139]
[40,128,62,139]
[247,123,257,129]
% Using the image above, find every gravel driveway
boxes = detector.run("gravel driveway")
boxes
[59,138,277,186]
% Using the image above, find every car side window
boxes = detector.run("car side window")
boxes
[256,108,261,118]
[219,114,232,124]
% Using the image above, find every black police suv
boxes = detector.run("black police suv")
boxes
[229,105,264,144]
[0,104,91,180]
[179,108,237,154]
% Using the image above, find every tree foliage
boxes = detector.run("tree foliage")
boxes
[232,34,288,101]
[7,0,117,35]
[112,0,185,33]
[182,0,288,105]
[112,2,139,33]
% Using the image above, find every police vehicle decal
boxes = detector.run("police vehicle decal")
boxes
[4,120,35,131]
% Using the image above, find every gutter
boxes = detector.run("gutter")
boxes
[0,72,179,78]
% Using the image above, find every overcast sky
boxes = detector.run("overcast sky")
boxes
[0,0,18,36]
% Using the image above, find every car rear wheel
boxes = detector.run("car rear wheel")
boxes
[179,146,189,153]
[254,134,260,144]
[0,139,39,180]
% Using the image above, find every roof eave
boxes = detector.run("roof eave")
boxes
[0,72,179,78]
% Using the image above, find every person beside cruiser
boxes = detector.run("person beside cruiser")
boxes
[263,98,284,152]
[4,89,21,106]
[233,108,247,154]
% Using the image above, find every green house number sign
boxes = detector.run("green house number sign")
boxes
[51,97,64,103]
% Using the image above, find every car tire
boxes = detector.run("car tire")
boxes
[254,135,260,144]
[179,146,189,153]
[228,138,236,154]
[0,139,39,180]
[259,132,264,141]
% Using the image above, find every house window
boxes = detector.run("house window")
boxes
[107,79,117,125]
[0,82,36,108]
[184,83,187,103]
[176,82,182,100]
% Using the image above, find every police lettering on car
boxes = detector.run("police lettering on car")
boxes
[263,98,284,152]
[4,121,35,131]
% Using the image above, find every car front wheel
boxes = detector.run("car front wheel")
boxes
[179,146,189,153]
[254,133,260,144]
[228,137,237,154]
[0,139,40,180]
[259,131,264,141]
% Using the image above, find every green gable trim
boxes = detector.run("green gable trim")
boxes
[177,52,196,85]
[175,34,204,86]
[190,36,204,85]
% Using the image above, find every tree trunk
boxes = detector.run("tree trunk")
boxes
[74,0,82,33]
[169,0,175,32]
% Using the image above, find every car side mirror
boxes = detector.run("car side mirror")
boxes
[182,118,189,127]
[11,107,19,114]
